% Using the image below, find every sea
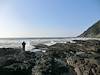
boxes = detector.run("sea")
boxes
[0,37,99,52]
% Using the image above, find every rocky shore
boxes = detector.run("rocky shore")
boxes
[0,40,100,75]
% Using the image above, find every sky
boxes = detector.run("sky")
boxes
[0,0,100,38]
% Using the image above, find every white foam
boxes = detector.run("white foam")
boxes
[0,38,100,51]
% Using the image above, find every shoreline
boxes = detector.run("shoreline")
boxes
[0,39,100,75]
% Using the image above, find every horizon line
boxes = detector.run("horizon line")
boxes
[0,37,77,39]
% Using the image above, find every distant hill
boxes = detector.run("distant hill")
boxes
[79,20,100,38]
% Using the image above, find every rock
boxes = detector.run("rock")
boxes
[34,44,48,49]
[32,54,76,75]
[74,66,83,75]
[0,48,36,75]
[0,39,100,75]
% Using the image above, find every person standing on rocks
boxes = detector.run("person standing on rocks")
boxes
[22,41,26,51]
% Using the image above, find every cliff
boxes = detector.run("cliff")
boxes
[79,20,100,38]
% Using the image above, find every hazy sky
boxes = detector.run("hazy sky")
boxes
[0,0,100,37]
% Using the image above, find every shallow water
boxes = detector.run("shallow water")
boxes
[0,37,99,51]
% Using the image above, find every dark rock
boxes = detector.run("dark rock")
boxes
[0,48,36,75]
[0,39,100,75]
[34,44,48,49]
